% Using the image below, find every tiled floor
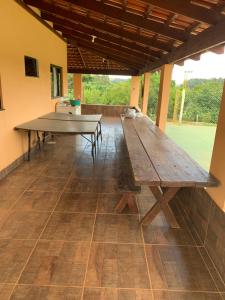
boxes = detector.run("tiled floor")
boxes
[0,117,224,299]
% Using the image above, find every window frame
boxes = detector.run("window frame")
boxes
[24,56,39,77]
[50,64,63,99]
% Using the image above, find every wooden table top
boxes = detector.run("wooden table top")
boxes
[121,116,218,188]
[39,112,102,122]
[15,118,98,134]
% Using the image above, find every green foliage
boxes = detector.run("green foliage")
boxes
[182,79,223,123]
[147,74,222,124]
[83,74,130,105]
[68,73,223,124]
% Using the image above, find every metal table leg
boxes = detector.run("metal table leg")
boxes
[27,130,31,161]
[36,131,41,150]
[91,133,95,163]
[99,121,102,142]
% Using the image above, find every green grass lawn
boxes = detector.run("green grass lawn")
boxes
[166,122,217,171]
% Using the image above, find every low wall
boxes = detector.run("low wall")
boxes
[174,188,225,282]
[81,104,130,116]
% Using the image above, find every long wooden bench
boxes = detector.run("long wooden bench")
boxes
[115,116,218,228]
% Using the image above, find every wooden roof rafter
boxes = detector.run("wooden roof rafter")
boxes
[22,0,225,74]
[139,0,222,25]
[56,25,156,64]
[67,45,137,75]
[68,38,142,71]
[61,0,187,41]
[43,12,161,59]
[25,0,172,52]
[144,16,225,72]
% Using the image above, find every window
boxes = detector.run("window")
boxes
[0,74,3,110]
[24,56,39,77]
[51,65,62,98]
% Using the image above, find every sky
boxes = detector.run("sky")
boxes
[109,48,225,84]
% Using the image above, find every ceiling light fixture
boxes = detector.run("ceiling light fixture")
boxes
[91,35,97,43]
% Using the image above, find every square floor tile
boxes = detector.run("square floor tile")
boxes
[97,194,134,214]
[12,191,60,211]
[142,215,196,246]
[0,239,35,283]
[0,173,36,190]
[0,211,50,239]
[11,285,82,300]
[153,290,222,300]
[198,247,225,292]
[44,162,73,178]
[83,288,153,300]
[0,187,24,209]
[55,193,98,213]
[145,245,217,291]
[0,284,14,300]
[93,214,142,243]
[85,243,150,288]
[29,176,67,192]
[19,241,89,286]
[66,178,100,193]
[41,213,95,241]
[13,160,48,176]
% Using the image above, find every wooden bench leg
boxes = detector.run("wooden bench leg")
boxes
[140,186,180,228]
[115,193,138,213]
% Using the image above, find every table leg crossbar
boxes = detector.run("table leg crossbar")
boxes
[115,192,138,214]
[140,186,180,228]
[115,186,180,228]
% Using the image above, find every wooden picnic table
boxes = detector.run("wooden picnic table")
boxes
[116,116,218,228]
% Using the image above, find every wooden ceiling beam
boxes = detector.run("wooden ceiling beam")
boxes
[77,48,86,68]
[145,17,225,72]
[43,13,160,59]
[210,46,224,55]
[59,27,153,66]
[68,38,142,70]
[24,0,171,52]
[140,0,221,25]
[68,68,136,76]
[61,28,148,66]
[61,0,187,41]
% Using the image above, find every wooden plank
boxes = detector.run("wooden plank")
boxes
[15,118,97,134]
[68,68,137,76]
[69,39,141,71]
[27,0,172,52]
[139,0,221,25]
[50,18,160,59]
[63,0,187,42]
[147,17,225,72]
[63,30,147,66]
[132,117,217,187]
[121,118,160,185]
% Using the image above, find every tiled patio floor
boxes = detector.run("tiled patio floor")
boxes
[0,118,224,299]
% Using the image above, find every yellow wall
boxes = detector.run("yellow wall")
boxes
[0,1,67,171]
